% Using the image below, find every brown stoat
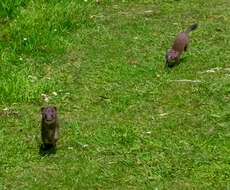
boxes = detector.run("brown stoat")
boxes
[41,106,59,150]
[165,23,198,67]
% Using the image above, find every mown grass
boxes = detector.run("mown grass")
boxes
[1,0,230,189]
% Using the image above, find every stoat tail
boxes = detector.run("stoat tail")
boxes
[185,23,198,33]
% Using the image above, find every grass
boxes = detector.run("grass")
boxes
[1,0,230,189]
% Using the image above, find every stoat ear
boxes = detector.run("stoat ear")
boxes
[53,106,57,111]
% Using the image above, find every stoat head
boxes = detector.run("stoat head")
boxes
[41,106,57,124]
[166,50,177,61]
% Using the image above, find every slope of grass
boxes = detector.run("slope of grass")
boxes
[1,0,230,189]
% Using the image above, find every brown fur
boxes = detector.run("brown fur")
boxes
[165,23,198,67]
[41,106,59,149]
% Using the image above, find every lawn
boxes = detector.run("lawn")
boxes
[1,0,230,189]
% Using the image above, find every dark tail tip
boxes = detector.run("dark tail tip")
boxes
[186,23,198,33]
[191,23,198,30]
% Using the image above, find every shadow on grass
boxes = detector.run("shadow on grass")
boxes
[165,57,188,68]
[180,57,187,63]
[39,144,57,156]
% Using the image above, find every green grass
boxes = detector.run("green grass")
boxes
[1,0,230,189]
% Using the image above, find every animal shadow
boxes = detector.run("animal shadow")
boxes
[179,57,187,63]
[39,144,56,156]
[165,57,187,68]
